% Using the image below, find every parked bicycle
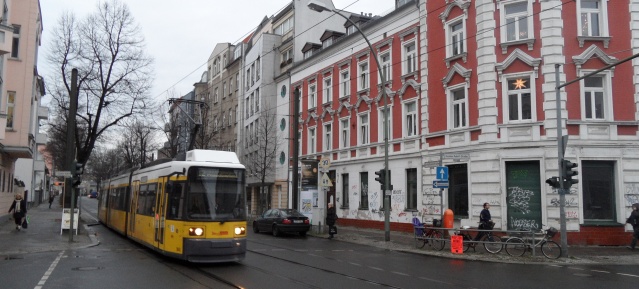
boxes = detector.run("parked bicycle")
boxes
[412,217,445,251]
[504,227,561,259]
[454,222,503,254]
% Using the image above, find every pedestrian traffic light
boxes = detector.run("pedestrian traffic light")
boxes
[375,169,386,190]
[545,176,560,188]
[563,159,579,188]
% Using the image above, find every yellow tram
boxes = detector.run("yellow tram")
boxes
[98,150,247,263]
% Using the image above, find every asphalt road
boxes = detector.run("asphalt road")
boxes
[2,198,637,289]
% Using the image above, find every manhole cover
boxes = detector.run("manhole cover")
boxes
[72,267,103,271]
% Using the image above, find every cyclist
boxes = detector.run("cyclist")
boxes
[473,202,493,244]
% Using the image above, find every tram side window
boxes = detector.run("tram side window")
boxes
[137,185,148,215]
[166,182,184,220]
[145,183,157,216]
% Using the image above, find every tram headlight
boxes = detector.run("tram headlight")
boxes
[234,226,246,236]
[189,227,204,236]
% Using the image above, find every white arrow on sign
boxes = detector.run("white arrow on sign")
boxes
[438,168,446,179]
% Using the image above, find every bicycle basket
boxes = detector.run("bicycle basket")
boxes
[546,227,558,238]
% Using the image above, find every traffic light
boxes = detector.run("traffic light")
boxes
[72,160,84,187]
[545,177,560,188]
[563,159,579,188]
[73,160,84,177]
[374,169,386,190]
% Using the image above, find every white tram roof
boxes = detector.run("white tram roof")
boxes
[186,149,241,164]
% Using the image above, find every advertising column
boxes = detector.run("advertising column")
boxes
[300,160,319,223]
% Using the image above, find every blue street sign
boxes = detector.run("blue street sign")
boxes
[433,180,449,188]
[436,166,449,181]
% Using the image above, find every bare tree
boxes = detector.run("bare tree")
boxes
[244,108,282,213]
[117,118,160,169]
[46,0,153,166]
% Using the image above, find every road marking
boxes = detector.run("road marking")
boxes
[590,270,610,274]
[34,250,65,289]
[617,273,639,278]
[391,271,409,276]
[348,262,362,266]
[368,266,384,271]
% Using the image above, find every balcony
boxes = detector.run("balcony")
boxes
[37,106,49,121]
[0,24,13,55]
[36,132,47,145]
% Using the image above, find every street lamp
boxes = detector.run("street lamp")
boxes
[308,1,391,241]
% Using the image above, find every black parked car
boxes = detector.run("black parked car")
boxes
[253,208,310,237]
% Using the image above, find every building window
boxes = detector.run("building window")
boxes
[358,62,369,91]
[447,18,465,57]
[403,41,417,74]
[341,173,349,208]
[449,86,467,129]
[380,51,391,82]
[274,17,294,35]
[360,172,368,210]
[6,91,15,129]
[500,0,532,42]
[304,50,313,59]
[255,88,260,112]
[582,74,610,120]
[229,78,233,93]
[249,93,254,115]
[578,0,608,37]
[324,123,332,151]
[378,106,392,142]
[359,113,369,145]
[340,118,350,148]
[507,76,532,121]
[322,37,333,48]
[251,63,255,85]
[340,70,350,98]
[308,84,316,109]
[245,68,251,89]
[255,58,261,80]
[11,25,19,58]
[229,109,233,126]
[245,97,249,119]
[448,164,469,218]
[281,49,292,65]
[214,116,219,131]
[582,161,615,221]
[308,127,316,154]
[406,168,417,210]
[404,101,417,137]
[222,82,226,98]
[323,77,332,104]
[236,73,240,91]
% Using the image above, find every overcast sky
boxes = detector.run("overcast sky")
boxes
[39,0,394,104]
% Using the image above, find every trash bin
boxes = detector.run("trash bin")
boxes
[443,209,454,228]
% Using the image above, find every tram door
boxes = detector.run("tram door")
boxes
[154,180,166,249]
[129,181,140,235]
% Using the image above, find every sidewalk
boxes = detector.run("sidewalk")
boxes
[309,225,639,265]
[0,201,99,256]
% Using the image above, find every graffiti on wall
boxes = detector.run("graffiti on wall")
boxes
[550,197,578,207]
[510,217,539,230]
[508,186,534,214]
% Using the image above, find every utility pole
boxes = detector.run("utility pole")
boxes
[292,88,300,210]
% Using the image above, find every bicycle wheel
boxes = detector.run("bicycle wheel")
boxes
[505,237,527,257]
[416,231,428,249]
[462,234,473,252]
[541,240,562,259]
[430,230,446,251]
[483,235,503,254]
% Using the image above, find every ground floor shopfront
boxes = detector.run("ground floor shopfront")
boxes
[331,142,638,245]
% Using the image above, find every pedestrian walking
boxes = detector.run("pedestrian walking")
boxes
[326,203,338,239]
[8,194,27,231]
[49,192,55,209]
[626,203,639,250]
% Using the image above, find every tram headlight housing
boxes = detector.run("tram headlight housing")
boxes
[189,227,204,236]
[234,226,246,236]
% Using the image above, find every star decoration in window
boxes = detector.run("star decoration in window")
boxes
[512,78,527,89]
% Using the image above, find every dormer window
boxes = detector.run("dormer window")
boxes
[302,42,322,60]
[320,30,344,49]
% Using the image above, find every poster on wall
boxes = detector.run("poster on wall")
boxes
[300,160,319,220]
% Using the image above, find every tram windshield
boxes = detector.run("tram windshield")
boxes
[186,167,246,221]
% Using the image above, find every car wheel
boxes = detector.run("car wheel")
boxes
[299,231,307,237]
[272,225,280,237]
[252,222,259,233]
